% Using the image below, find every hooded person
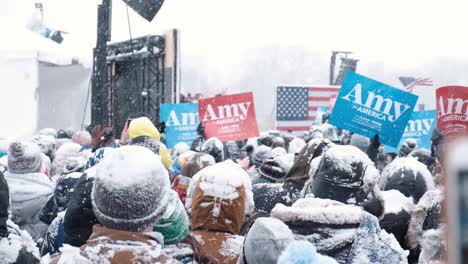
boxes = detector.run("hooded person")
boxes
[4,142,54,241]
[50,142,81,177]
[63,147,118,247]
[306,145,384,217]
[238,217,295,264]
[172,152,215,204]
[253,138,335,214]
[201,137,225,163]
[0,172,41,264]
[379,157,435,204]
[51,146,177,264]
[271,197,408,264]
[277,240,338,264]
[185,160,254,264]
[127,116,172,169]
[39,156,88,225]
[253,153,294,185]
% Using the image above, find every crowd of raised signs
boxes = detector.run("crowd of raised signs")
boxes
[0,115,446,264]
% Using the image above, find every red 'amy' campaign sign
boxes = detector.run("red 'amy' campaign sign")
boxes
[436,86,468,138]
[198,92,259,142]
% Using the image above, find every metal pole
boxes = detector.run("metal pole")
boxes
[91,0,112,126]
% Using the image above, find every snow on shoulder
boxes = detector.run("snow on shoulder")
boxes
[381,190,415,215]
[379,157,435,191]
[186,160,254,216]
[271,197,364,225]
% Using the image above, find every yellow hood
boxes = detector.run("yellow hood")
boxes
[128,117,161,141]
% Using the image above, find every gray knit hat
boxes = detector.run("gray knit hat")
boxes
[91,145,170,232]
[7,142,43,174]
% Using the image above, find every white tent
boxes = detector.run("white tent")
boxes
[0,27,91,139]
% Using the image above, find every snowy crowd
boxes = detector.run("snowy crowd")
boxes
[0,115,446,264]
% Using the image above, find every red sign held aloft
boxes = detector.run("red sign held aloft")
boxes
[436,86,468,138]
[198,92,260,142]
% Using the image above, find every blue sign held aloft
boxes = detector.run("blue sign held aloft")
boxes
[329,72,419,147]
[384,110,437,153]
[160,103,199,148]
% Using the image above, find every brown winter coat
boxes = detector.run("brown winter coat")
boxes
[187,182,246,264]
[52,225,177,264]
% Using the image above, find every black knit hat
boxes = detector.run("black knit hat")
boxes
[311,145,379,206]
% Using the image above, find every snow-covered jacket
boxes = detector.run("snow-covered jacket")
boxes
[185,161,252,264]
[0,220,40,264]
[50,225,177,264]
[253,138,334,213]
[40,172,83,225]
[271,198,409,264]
[4,171,54,241]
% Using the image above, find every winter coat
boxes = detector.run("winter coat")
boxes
[4,171,54,241]
[129,136,172,169]
[271,198,409,264]
[379,190,415,262]
[0,220,40,264]
[253,138,334,213]
[380,157,435,204]
[185,161,251,264]
[51,225,177,264]
[40,212,65,257]
[39,172,83,225]
[63,173,98,247]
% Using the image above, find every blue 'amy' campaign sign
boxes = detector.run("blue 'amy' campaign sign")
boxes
[329,72,419,147]
[160,103,199,148]
[385,110,437,152]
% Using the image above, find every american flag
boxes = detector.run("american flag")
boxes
[399,77,433,93]
[275,86,340,134]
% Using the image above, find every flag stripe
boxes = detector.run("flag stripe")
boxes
[276,86,339,133]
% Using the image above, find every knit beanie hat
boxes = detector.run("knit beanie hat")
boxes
[350,134,371,152]
[253,145,272,167]
[7,141,43,174]
[71,131,92,146]
[259,154,294,182]
[180,153,215,178]
[243,217,295,264]
[91,146,170,232]
[311,145,380,206]
[128,117,161,141]
[153,190,189,244]
[62,156,87,174]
